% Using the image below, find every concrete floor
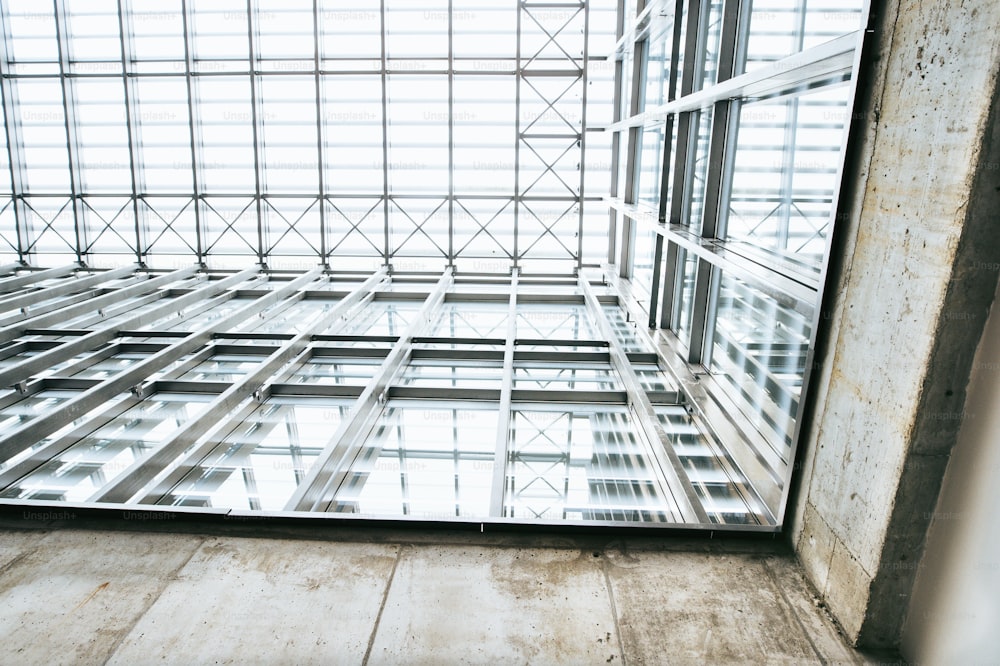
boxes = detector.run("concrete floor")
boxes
[0,520,898,665]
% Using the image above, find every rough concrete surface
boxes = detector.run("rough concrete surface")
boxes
[0,525,894,665]
[790,0,1000,649]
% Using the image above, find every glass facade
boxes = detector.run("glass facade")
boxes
[0,1,868,530]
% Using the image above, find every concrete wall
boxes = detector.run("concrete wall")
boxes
[789,0,1000,649]
[899,276,1000,661]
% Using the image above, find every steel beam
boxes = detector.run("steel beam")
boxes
[245,0,265,265]
[489,269,518,516]
[311,0,327,265]
[576,1,590,271]
[0,265,77,295]
[117,0,145,265]
[0,263,197,348]
[0,3,31,264]
[0,265,320,465]
[0,264,135,315]
[179,0,205,260]
[285,268,453,512]
[379,0,390,267]
[52,0,88,263]
[94,268,388,504]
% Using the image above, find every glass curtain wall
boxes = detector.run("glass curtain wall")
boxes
[0,1,870,531]
[608,0,867,521]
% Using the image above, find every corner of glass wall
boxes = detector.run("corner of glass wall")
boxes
[606,0,869,527]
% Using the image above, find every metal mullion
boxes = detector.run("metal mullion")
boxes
[447,0,454,267]
[379,0,390,267]
[659,241,679,328]
[575,1,590,272]
[311,0,326,265]
[0,264,192,349]
[246,0,265,265]
[647,234,663,326]
[52,0,87,263]
[489,269,518,517]
[685,258,714,363]
[654,0,684,327]
[285,268,453,512]
[180,0,204,260]
[687,0,741,364]
[116,0,144,265]
[512,3,523,269]
[0,265,318,464]
[619,37,646,278]
[94,268,388,504]
[579,273,709,523]
[0,4,31,264]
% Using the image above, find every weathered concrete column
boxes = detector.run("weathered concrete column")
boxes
[789,0,1000,649]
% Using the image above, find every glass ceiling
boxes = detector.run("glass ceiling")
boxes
[0,0,616,272]
[0,1,869,530]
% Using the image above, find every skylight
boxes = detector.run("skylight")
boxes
[0,0,616,272]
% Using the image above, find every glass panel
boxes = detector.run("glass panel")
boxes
[197,77,254,192]
[1,393,213,502]
[0,390,131,473]
[635,364,678,393]
[673,249,697,346]
[631,228,656,313]
[174,354,263,382]
[68,352,151,379]
[159,396,352,510]
[400,359,503,388]
[724,85,851,272]
[135,78,193,192]
[684,105,714,228]
[637,126,664,208]
[13,78,70,193]
[322,300,422,336]
[234,298,343,335]
[429,302,507,338]
[322,76,383,194]
[505,404,677,522]
[656,405,760,525]
[744,0,864,73]
[285,355,383,385]
[334,401,498,519]
[259,76,318,194]
[516,303,597,340]
[602,305,654,354]
[386,76,449,195]
[711,272,812,455]
[513,362,620,391]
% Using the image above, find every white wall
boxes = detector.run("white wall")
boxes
[901,276,1000,662]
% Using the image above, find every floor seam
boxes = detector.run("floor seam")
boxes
[100,534,207,666]
[600,556,628,666]
[361,542,402,666]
